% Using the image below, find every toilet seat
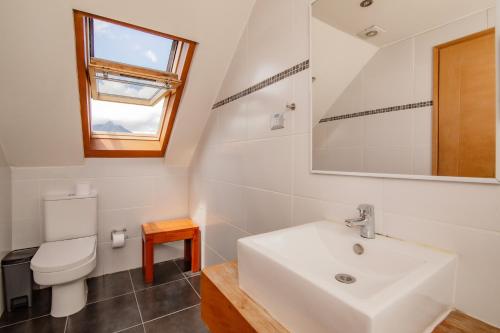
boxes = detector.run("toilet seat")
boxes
[31,235,97,317]
[31,235,96,273]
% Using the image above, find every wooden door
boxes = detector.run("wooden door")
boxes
[433,28,496,178]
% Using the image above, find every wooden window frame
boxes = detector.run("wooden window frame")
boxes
[88,58,182,106]
[73,10,197,158]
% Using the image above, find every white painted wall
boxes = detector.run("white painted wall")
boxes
[314,8,495,175]
[189,0,500,327]
[0,145,12,316]
[0,0,254,167]
[11,159,189,276]
[311,17,378,124]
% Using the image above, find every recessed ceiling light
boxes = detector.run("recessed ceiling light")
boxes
[357,25,385,39]
[360,0,374,7]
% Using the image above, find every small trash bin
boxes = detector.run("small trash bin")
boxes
[1,247,38,312]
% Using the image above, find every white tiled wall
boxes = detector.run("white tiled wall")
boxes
[314,9,494,175]
[0,145,11,315]
[10,158,189,277]
[189,0,500,327]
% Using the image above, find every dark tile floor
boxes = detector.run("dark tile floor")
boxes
[0,259,208,333]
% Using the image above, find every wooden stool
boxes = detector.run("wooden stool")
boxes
[142,219,200,284]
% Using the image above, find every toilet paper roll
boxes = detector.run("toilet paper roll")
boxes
[111,232,126,248]
[75,182,91,196]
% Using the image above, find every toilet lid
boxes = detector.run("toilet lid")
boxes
[31,235,96,273]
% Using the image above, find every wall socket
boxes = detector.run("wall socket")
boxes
[270,112,285,130]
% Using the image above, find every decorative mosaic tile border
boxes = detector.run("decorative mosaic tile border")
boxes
[212,60,309,110]
[318,100,433,123]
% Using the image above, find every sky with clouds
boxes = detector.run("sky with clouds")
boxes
[90,19,172,135]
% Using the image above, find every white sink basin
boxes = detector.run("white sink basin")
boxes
[237,221,456,333]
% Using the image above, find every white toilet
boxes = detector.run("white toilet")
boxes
[31,191,98,317]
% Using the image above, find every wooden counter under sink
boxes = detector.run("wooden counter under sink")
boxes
[201,261,500,333]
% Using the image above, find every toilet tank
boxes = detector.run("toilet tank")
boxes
[43,191,98,242]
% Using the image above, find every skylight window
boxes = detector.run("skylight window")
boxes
[73,11,197,157]
[91,19,175,71]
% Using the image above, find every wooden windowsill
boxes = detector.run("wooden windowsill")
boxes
[201,261,500,333]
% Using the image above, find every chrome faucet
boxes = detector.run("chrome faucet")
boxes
[345,204,375,239]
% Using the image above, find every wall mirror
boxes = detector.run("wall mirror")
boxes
[310,0,499,182]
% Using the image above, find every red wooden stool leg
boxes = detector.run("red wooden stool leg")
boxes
[143,237,154,283]
[184,239,192,263]
[191,229,200,272]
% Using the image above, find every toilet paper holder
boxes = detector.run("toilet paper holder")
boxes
[110,228,129,240]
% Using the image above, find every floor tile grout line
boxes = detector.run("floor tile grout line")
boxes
[185,275,201,299]
[133,276,187,293]
[0,313,51,329]
[112,323,144,333]
[63,316,68,333]
[128,270,145,333]
[172,258,185,275]
[141,303,201,325]
[86,290,136,306]
[172,258,201,298]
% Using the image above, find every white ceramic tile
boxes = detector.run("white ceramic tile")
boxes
[312,149,330,171]
[364,111,413,148]
[151,175,189,220]
[318,147,364,173]
[10,160,190,278]
[217,98,248,143]
[154,242,184,263]
[312,123,329,150]
[83,158,168,179]
[205,221,250,260]
[213,181,247,231]
[294,134,384,207]
[325,117,364,149]
[292,0,310,63]
[382,179,500,232]
[413,107,432,146]
[201,113,220,148]
[12,180,40,221]
[364,146,413,175]
[247,1,297,85]
[97,177,153,210]
[244,136,293,194]
[203,244,226,267]
[11,166,85,181]
[363,39,414,110]
[246,78,294,139]
[99,207,152,243]
[413,12,487,102]
[218,30,249,99]
[292,69,311,134]
[99,237,143,274]
[383,213,500,327]
[413,145,432,175]
[211,142,246,184]
[292,196,359,227]
[487,7,496,28]
[244,187,292,234]
[323,73,364,118]
[12,218,41,249]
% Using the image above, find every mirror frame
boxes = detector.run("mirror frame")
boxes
[308,2,500,184]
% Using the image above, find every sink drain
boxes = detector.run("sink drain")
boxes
[335,273,356,284]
